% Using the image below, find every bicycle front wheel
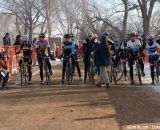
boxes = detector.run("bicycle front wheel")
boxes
[136,63,142,85]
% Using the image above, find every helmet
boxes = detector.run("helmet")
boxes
[39,32,45,38]
[129,31,136,37]
[86,32,93,37]
[147,35,154,40]
[102,31,109,37]
[70,33,75,37]
[22,35,28,41]
[64,34,71,39]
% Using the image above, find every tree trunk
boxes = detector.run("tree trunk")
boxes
[143,16,150,36]
[122,0,128,37]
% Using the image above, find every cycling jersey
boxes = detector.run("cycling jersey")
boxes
[71,40,79,54]
[127,39,141,53]
[83,38,95,57]
[146,42,160,56]
[36,40,50,55]
[20,40,32,57]
[62,41,75,58]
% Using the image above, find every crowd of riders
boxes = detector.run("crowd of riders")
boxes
[0,31,160,90]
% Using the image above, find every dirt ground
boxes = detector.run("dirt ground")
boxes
[0,64,160,130]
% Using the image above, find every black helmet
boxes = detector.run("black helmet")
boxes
[39,32,45,38]
[64,34,71,39]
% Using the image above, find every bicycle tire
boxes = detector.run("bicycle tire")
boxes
[20,63,24,86]
[137,63,142,85]
[66,63,72,85]
[155,63,159,83]
[45,63,50,85]
[24,63,28,84]
[115,62,123,81]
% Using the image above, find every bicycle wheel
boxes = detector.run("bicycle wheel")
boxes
[155,63,159,83]
[112,66,117,85]
[24,63,28,84]
[46,72,50,85]
[107,66,112,83]
[136,63,142,85]
[66,63,72,85]
[115,60,124,81]
[88,65,95,85]
[20,63,24,86]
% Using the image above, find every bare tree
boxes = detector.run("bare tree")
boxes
[0,0,42,41]
[137,0,157,35]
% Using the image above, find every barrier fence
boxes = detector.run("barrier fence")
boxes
[0,45,160,74]
[0,45,37,74]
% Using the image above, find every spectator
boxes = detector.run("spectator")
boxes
[94,34,111,88]
[13,35,21,46]
[32,38,37,46]
[0,52,9,90]
[3,33,11,46]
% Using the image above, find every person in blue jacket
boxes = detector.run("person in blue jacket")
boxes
[61,34,75,84]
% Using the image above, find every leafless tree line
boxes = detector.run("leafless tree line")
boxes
[0,0,159,42]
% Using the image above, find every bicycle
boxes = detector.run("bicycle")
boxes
[88,56,95,85]
[20,56,29,86]
[152,56,160,83]
[108,56,117,85]
[134,56,142,85]
[42,55,51,85]
[115,48,128,82]
[65,55,73,85]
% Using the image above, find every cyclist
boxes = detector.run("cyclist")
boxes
[70,33,82,80]
[127,31,145,85]
[61,34,75,84]
[146,35,160,85]
[36,33,53,85]
[0,52,9,90]
[83,32,96,83]
[16,35,32,85]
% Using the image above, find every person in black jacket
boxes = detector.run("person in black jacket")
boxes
[94,32,111,88]
[3,33,11,46]
[83,32,96,83]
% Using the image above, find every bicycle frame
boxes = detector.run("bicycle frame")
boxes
[152,58,160,83]
[20,58,29,86]
[42,56,51,85]
[65,56,73,85]
[134,57,142,85]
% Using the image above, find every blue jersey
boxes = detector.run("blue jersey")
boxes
[62,41,74,57]
[146,42,160,56]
